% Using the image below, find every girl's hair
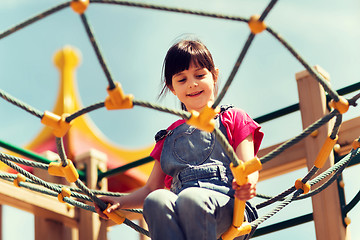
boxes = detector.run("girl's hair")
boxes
[159,38,218,100]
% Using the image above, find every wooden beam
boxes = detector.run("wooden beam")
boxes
[337,116,360,155]
[34,151,78,240]
[258,142,306,181]
[76,149,108,240]
[257,111,360,182]
[296,65,348,240]
[0,180,77,228]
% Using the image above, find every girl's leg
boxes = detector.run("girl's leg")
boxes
[143,189,185,240]
[175,187,233,240]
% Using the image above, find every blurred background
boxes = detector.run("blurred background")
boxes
[0,0,359,239]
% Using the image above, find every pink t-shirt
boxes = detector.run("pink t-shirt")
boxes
[150,108,264,188]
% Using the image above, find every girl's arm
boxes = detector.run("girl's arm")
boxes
[232,133,258,201]
[95,160,166,218]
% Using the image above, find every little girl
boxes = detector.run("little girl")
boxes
[96,38,264,240]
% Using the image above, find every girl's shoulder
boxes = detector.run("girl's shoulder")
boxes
[219,105,249,121]
[154,119,186,142]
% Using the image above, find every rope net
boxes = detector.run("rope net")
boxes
[0,0,359,239]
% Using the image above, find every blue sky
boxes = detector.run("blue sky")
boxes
[0,0,359,239]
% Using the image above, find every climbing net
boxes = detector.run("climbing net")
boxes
[0,0,360,239]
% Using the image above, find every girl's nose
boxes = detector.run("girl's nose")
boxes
[188,78,198,88]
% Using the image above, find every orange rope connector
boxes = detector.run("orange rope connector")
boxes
[186,103,220,132]
[70,0,89,14]
[13,173,26,187]
[310,130,319,138]
[58,187,72,203]
[104,82,134,110]
[41,111,72,138]
[248,15,267,34]
[344,217,351,226]
[222,222,252,240]
[329,96,349,114]
[48,159,79,183]
[314,135,338,169]
[352,138,360,150]
[295,178,311,194]
[103,204,126,225]
[222,157,262,240]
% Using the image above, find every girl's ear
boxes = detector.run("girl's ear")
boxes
[214,68,219,84]
[169,86,176,96]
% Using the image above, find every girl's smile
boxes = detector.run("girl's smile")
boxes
[187,90,204,97]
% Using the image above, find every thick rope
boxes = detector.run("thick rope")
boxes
[260,110,338,164]
[213,0,279,108]
[257,146,360,206]
[0,89,43,119]
[90,0,248,23]
[133,99,191,119]
[252,189,303,228]
[0,2,70,40]
[0,152,48,170]
[56,137,68,167]
[80,14,116,90]
[66,102,105,122]
[266,27,339,102]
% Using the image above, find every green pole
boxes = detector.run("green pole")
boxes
[0,139,85,179]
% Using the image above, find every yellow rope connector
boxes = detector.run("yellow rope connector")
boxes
[70,0,89,14]
[58,187,72,203]
[41,111,72,138]
[352,138,360,150]
[48,159,79,183]
[186,103,220,132]
[231,157,262,185]
[295,178,311,194]
[13,173,26,187]
[103,204,126,225]
[222,222,252,240]
[248,15,267,34]
[329,96,349,114]
[314,135,338,169]
[344,217,351,226]
[221,157,262,240]
[104,82,134,110]
[310,130,319,138]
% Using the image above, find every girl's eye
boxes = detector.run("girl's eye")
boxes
[196,74,205,78]
[178,78,186,82]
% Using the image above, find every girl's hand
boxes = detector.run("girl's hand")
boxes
[94,196,122,219]
[232,180,257,201]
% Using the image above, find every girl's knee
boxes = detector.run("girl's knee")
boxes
[176,188,214,212]
[143,189,176,214]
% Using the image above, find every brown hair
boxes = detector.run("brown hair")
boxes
[159,39,218,102]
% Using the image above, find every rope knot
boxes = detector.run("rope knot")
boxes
[13,173,26,187]
[58,187,72,203]
[295,178,311,194]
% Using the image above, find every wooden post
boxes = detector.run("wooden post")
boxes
[139,219,150,240]
[295,65,349,240]
[34,151,78,240]
[76,149,108,240]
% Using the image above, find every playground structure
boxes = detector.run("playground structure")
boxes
[0,0,359,239]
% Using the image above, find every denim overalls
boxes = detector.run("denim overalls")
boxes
[160,107,234,196]
[143,106,258,240]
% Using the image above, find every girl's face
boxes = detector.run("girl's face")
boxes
[170,62,218,112]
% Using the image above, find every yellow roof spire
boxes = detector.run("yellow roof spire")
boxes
[26,46,154,192]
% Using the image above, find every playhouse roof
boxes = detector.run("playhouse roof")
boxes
[25,46,154,193]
